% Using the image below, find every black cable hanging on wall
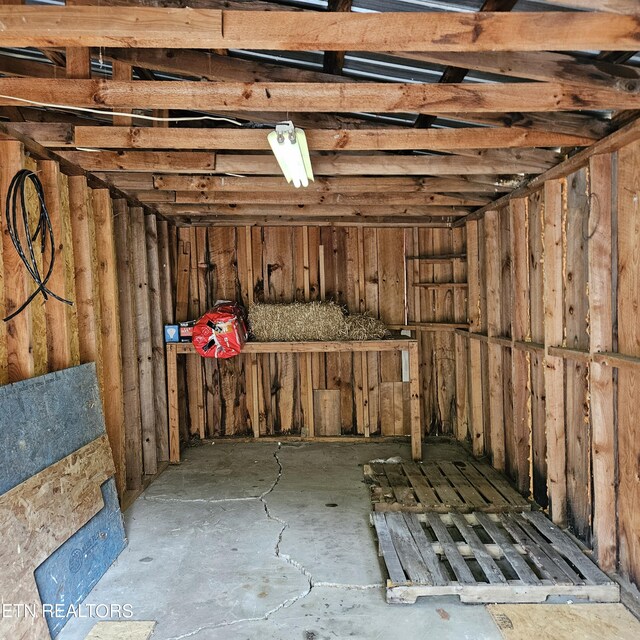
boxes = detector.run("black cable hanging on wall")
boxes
[3,169,73,322]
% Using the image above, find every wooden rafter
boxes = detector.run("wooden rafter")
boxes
[54,150,556,175]
[0,79,636,113]
[134,191,490,206]
[95,174,514,195]
[323,0,352,75]
[414,0,518,129]
[0,9,638,51]
[5,124,594,150]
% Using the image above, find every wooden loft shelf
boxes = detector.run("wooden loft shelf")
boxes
[406,254,467,263]
[413,282,468,289]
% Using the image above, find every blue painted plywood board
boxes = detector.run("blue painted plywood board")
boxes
[0,364,126,638]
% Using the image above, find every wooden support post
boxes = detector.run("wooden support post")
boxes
[543,178,567,526]
[409,340,422,461]
[130,206,157,476]
[113,200,143,489]
[92,189,126,495]
[485,209,505,471]
[0,139,33,385]
[145,214,169,462]
[589,153,615,571]
[510,197,532,495]
[38,160,75,372]
[466,219,484,456]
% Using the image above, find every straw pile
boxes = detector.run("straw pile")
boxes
[344,313,389,340]
[248,302,390,342]
[249,301,347,341]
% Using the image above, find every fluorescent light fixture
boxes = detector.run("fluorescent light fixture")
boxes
[267,121,314,188]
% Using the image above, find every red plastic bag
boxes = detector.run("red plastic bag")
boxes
[192,302,248,359]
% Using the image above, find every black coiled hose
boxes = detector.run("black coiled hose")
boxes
[3,169,73,322]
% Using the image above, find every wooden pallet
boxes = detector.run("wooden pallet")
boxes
[372,510,619,604]
[365,459,530,513]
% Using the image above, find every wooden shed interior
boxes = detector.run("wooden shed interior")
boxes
[1,0,640,637]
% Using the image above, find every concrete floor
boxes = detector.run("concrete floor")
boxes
[59,439,503,640]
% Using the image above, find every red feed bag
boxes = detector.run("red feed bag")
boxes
[192,303,248,359]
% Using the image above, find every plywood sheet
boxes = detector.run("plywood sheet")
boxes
[487,604,640,640]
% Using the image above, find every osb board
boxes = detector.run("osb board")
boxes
[365,459,530,513]
[85,621,156,640]
[0,435,117,640]
[487,604,640,640]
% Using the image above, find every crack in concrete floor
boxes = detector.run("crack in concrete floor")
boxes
[163,444,316,640]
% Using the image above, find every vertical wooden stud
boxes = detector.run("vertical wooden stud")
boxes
[544,178,567,526]
[93,189,126,494]
[130,206,157,476]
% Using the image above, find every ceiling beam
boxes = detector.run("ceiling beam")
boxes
[153,204,470,217]
[1,9,638,51]
[56,150,551,175]
[0,79,635,113]
[539,0,640,13]
[323,0,352,75]
[414,0,517,129]
[63,125,594,150]
[98,174,514,194]
[171,216,453,228]
[141,191,490,206]
[396,51,640,95]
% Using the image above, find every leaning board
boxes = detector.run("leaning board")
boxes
[365,460,530,513]
[372,510,619,604]
[0,365,126,638]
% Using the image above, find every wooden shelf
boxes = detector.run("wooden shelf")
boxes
[406,254,466,263]
[413,282,468,289]
[399,322,469,332]
[166,338,422,464]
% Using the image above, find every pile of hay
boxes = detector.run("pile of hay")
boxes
[344,313,389,340]
[248,302,390,342]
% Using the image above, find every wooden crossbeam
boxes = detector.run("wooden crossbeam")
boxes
[56,150,548,175]
[396,51,640,95]
[0,79,636,113]
[169,216,453,228]
[133,191,489,206]
[0,9,638,51]
[153,204,471,217]
[97,174,513,194]
[65,126,594,150]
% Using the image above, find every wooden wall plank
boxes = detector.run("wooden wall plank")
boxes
[564,167,591,542]
[113,200,143,490]
[0,140,32,384]
[543,178,567,526]
[485,209,505,471]
[130,206,157,475]
[466,220,484,456]
[528,189,548,508]
[616,139,640,587]
[510,197,532,495]
[38,160,74,372]
[68,176,101,375]
[92,189,126,494]
[145,214,169,462]
[588,152,616,573]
